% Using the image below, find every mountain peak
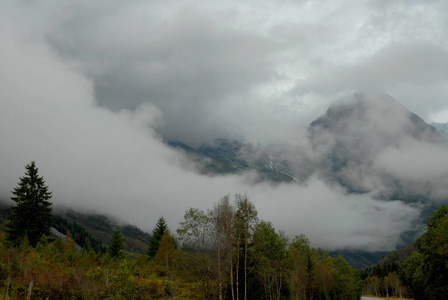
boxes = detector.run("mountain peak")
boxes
[309,93,445,148]
[308,93,445,194]
[431,122,448,138]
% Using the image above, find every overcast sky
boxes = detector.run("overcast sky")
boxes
[1,0,448,251]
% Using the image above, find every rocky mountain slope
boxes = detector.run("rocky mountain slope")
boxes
[168,139,307,183]
[170,94,447,205]
[308,93,446,197]
[431,122,448,138]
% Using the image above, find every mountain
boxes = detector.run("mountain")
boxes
[431,122,448,138]
[377,242,417,266]
[171,93,446,205]
[308,93,446,196]
[329,249,389,269]
[307,93,448,247]
[168,139,307,183]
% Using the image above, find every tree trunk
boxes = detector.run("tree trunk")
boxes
[244,237,248,300]
[230,251,234,300]
[26,280,33,300]
[218,231,223,300]
[5,275,10,300]
[236,238,240,300]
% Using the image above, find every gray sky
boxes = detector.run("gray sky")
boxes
[1,0,447,251]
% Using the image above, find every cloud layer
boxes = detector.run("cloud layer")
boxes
[307,93,448,202]
[1,0,447,251]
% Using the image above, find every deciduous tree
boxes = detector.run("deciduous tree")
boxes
[234,194,258,300]
[251,220,289,300]
[211,195,234,300]
[177,208,212,252]
[418,205,448,300]
[155,230,176,269]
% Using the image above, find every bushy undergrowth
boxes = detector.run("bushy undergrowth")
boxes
[0,234,203,299]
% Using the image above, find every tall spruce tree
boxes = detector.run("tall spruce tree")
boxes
[108,227,124,259]
[6,161,53,246]
[147,216,168,259]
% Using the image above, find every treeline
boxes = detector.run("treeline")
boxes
[0,194,363,299]
[361,205,448,300]
[173,194,363,300]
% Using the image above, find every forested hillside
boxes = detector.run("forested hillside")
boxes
[361,205,448,300]
[55,210,151,254]
[0,204,150,255]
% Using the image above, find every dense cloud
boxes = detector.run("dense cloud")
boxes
[374,141,448,200]
[38,0,448,144]
[308,93,448,199]
[1,0,448,251]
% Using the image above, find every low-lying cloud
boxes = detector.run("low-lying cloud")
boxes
[304,94,448,207]
[1,0,447,251]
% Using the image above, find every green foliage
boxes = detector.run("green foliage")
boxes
[53,215,106,253]
[364,205,448,300]
[154,230,176,271]
[147,216,169,259]
[329,249,390,269]
[251,220,290,299]
[332,256,359,300]
[6,161,53,247]
[399,251,425,299]
[177,207,212,251]
[121,224,151,244]
[174,250,219,298]
[108,227,124,259]
[417,205,448,300]
[288,235,363,300]
[177,197,361,300]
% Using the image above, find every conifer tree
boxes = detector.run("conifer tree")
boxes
[6,161,53,246]
[108,227,124,259]
[147,216,168,259]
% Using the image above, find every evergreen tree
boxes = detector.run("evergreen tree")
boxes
[108,227,124,259]
[6,161,53,247]
[147,216,169,259]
